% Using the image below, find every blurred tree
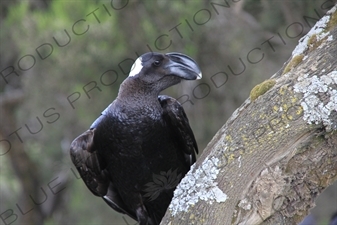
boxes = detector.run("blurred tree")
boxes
[0,0,336,224]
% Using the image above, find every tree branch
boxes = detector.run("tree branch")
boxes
[162,5,337,225]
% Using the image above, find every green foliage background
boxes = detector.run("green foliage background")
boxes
[1,0,336,224]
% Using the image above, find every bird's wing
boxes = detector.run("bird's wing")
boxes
[158,95,198,165]
[70,128,109,197]
[70,112,137,220]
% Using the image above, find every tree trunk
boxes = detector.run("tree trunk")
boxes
[162,5,337,225]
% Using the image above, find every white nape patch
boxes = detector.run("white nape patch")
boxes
[294,71,337,131]
[169,157,227,216]
[291,5,336,58]
[129,57,143,77]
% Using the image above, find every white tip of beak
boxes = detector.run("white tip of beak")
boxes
[197,72,202,80]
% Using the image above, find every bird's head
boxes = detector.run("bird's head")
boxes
[127,52,202,92]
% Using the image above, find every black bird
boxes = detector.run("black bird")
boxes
[70,52,201,225]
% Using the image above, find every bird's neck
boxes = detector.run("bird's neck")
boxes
[116,78,162,113]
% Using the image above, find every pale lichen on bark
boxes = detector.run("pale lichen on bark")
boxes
[282,5,337,76]
[169,157,228,216]
[291,6,336,58]
[294,71,337,131]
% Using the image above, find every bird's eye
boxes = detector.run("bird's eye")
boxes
[153,60,161,67]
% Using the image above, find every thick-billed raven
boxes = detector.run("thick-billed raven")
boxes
[70,52,201,225]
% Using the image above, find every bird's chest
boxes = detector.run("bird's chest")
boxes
[105,112,172,155]
[97,109,186,197]
[101,114,178,179]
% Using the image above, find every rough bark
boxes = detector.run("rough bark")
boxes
[162,5,337,225]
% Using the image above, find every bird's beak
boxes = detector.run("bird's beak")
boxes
[165,52,202,80]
